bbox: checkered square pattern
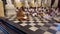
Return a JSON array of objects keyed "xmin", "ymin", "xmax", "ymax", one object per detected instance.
[
  {"xmin": 7, "ymin": 14, "xmax": 59, "ymax": 34},
  {"xmin": 6, "ymin": 16, "xmax": 57, "ymax": 34}
]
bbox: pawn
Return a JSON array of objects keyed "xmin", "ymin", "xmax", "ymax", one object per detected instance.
[
  {"xmin": 55, "ymin": 8, "xmax": 60, "ymax": 16},
  {"xmin": 55, "ymin": 8, "xmax": 59, "ymax": 13},
  {"xmin": 50, "ymin": 8, "xmax": 56, "ymax": 17},
  {"xmin": 24, "ymin": 8, "xmax": 28, "ymax": 12},
  {"xmin": 38, "ymin": 7, "xmax": 42, "ymax": 11},
  {"xmin": 43, "ymin": 14, "xmax": 52, "ymax": 20},
  {"xmin": 51, "ymin": 7, "xmax": 55, "ymax": 12},
  {"xmin": 32, "ymin": 12, "xmax": 37, "ymax": 17}
]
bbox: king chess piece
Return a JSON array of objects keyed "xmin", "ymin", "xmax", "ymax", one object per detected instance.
[{"xmin": 52, "ymin": 0, "xmax": 58, "ymax": 8}]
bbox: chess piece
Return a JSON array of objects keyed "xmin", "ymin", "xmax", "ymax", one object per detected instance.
[
  {"xmin": 17, "ymin": 8, "xmax": 28, "ymax": 21},
  {"xmin": 38, "ymin": 7, "xmax": 42, "ymax": 11},
  {"xmin": 5, "ymin": 0, "xmax": 17, "ymax": 18},
  {"xmin": 51, "ymin": 8, "xmax": 57, "ymax": 17},
  {"xmin": 43, "ymin": 13, "xmax": 52, "ymax": 20},
  {"xmin": 30, "ymin": 8, "xmax": 37, "ymax": 17},
  {"xmin": 44, "ymin": 0, "xmax": 48, "ymax": 7},
  {"xmin": 35, "ymin": 2, "xmax": 38, "ymax": 7},
  {"xmin": 42, "ymin": 0, "xmax": 51, "ymax": 7},
  {"xmin": 55, "ymin": 8, "xmax": 60, "ymax": 16},
  {"xmin": 55, "ymin": 8, "xmax": 59, "ymax": 13},
  {"xmin": 23, "ymin": 0, "xmax": 30, "ymax": 21},
  {"xmin": 52, "ymin": 0, "xmax": 58, "ymax": 8},
  {"xmin": 0, "ymin": 0, "xmax": 4, "ymax": 17},
  {"xmin": 14, "ymin": 0, "xmax": 23, "ymax": 8},
  {"xmin": 29, "ymin": 0, "xmax": 35, "ymax": 7},
  {"xmin": 37, "ymin": 0, "xmax": 42, "ymax": 7},
  {"xmin": 32, "ymin": 13, "xmax": 37, "ymax": 17},
  {"xmin": 24, "ymin": 8, "xmax": 30, "ymax": 21},
  {"xmin": 42, "ymin": 0, "xmax": 46, "ymax": 7},
  {"xmin": 47, "ymin": 0, "xmax": 51, "ymax": 7},
  {"xmin": 24, "ymin": 0, "xmax": 29, "ymax": 8}
]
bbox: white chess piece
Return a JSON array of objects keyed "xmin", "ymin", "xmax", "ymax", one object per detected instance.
[
  {"xmin": 14, "ymin": 0, "xmax": 23, "ymax": 8},
  {"xmin": 55, "ymin": 8, "xmax": 60, "ymax": 15},
  {"xmin": 23, "ymin": 15, "xmax": 27, "ymax": 19},
  {"xmin": 5, "ymin": 0, "xmax": 17, "ymax": 18},
  {"xmin": 37, "ymin": 0, "xmax": 42, "ymax": 7},
  {"xmin": 44, "ymin": 0, "xmax": 48, "ymax": 5},
  {"xmin": 29, "ymin": 0, "xmax": 35, "ymax": 7},
  {"xmin": 35, "ymin": 1, "xmax": 38, "ymax": 7},
  {"xmin": 42, "ymin": 0, "xmax": 51, "ymax": 7},
  {"xmin": 32, "ymin": 13, "xmax": 37, "ymax": 17},
  {"xmin": 24, "ymin": 0, "xmax": 29, "ymax": 8},
  {"xmin": 42, "ymin": 0, "xmax": 47, "ymax": 7},
  {"xmin": 47, "ymin": 0, "xmax": 51, "ymax": 7},
  {"xmin": 43, "ymin": 14, "xmax": 52, "ymax": 20},
  {"xmin": 31, "ymin": 9, "xmax": 37, "ymax": 16},
  {"xmin": 52, "ymin": 0, "xmax": 58, "ymax": 8},
  {"xmin": 55, "ymin": 8, "xmax": 59, "ymax": 13},
  {"xmin": 45, "ymin": 0, "xmax": 51, "ymax": 7}
]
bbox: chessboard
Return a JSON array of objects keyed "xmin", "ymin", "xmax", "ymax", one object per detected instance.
[
  {"xmin": 3, "ymin": 7, "xmax": 60, "ymax": 34},
  {"xmin": 3, "ymin": 14, "xmax": 60, "ymax": 34}
]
